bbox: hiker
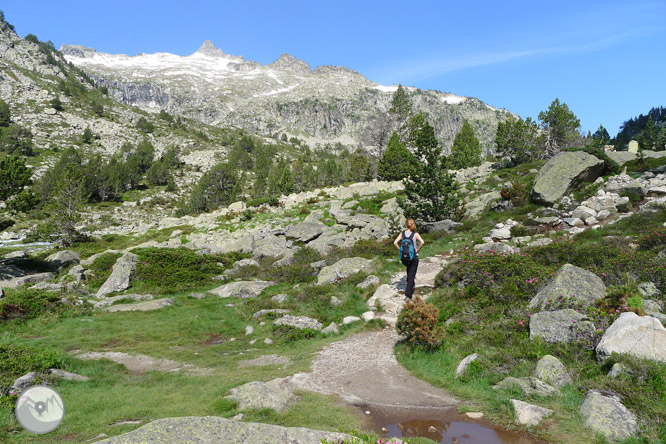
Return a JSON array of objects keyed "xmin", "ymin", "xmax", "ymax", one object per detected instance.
[{"xmin": 393, "ymin": 218, "xmax": 424, "ymax": 300}]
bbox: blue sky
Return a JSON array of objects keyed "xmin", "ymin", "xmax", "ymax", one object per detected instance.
[{"xmin": 4, "ymin": 0, "xmax": 666, "ymax": 135}]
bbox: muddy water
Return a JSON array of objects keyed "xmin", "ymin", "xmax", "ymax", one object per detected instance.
[{"xmin": 360, "ymin": 405, "xmax": 544, "ymax": 444}]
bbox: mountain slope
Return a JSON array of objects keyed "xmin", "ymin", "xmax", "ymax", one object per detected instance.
[{"xmin": 62, "ymin": 41, "xmax": 515, "ymax": 154}]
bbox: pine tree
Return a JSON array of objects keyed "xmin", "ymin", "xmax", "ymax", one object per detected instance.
[
  {"xmin": 592, "ymin": 124, "xmax": 610, "ymax": 147},
  {"xmin": 495, "ymin": 117, "xmax": 540, "ymax": 164},
  {"xmin": 658, "ymin": 126, "xmax": 666, "ymax": 151},
  {"xmin": 82, "ymin": 127, "xmax": 93, "ymax": 144},
  {"xmin": 448, "ymin": 120, "xmax": 482, "ymax": 169},
  {"xmin": 538, "ymin": 98, "xmax": 582, "ymax": 153},
  {"xmin": 0, "ymin": 99, "xmax": 10, "ymax": 127},
  {"xmin": 389, "ymin": 85, "xmax": 413, "ymax": 137},
  {"xmin": 638, "ymin": 117, "xmax": 658, "ymax": 151},
  {"xmin": 400, "ymin": 113, "xmax": 460, "ymax": 222},
  {"xmin": 48, "ymin": 162, "xmax": 87, "ymax": 246},
  {"xmin": 378, "ymin": 132, "xmax": 416, "ymax": 181},
  {"xmin": 0, "ymin": 156, "xmax": 32, "ymax": 201}
]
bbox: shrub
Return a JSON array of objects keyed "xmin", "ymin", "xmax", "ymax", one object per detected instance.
[
  {"xmin": 0, "ymin": 289, "xmax": 69, "ymax": 321},
  {"xmin": 500, "ymin": 182, "xmax": 529, "ymax": 207},
  {"xmin": 350, "ymin": 239, "xmax": 394, "ymax": 258},
  {"xmin": 266, "ymin": 247, "xmax": 322, "ymax": 284},
  {"xmin": 0, "ymin": 344, "xmax": 64, "ymax": 395},
  {"xmin": 272, "ymin": 325, "xmax": 318, "ymax": 343},
  {"xmin": 638, "ymin": 228, "xmax": 666, "ymax": 250},
  {"xmin": 396, "ymin": 297, "xmax": 445, "ymax": 350},
  {"xmin": 133, "ymin": 248, "xmax": 245, "ymax": 293}
]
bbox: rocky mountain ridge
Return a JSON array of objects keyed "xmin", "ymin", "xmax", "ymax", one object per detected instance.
[{"xmin": 61, "ymin": 40, "xmax": 515, "ymax": 154}]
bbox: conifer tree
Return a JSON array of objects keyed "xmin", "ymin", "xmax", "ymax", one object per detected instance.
[
  {"xmin": 538, "ymin": 98, "xmax": 582, "ymax": 153},
  {"xmin": 448, "ymin": 120, "xmax": 482, "ymax": 169},
  {"xmin": 400, "ymin": 113, "xmax": 460, "ymax": 222},
  {"xmin": 378, "ymin": 132, "xmax": 416, "ymax": 181},
  {"xmin": 495, "ymin": 117, "xmax": 540, "ymax": 164},
  {"xmin": 638, "ymin": 117, "xmax": 658, "ymax": 151},
  {"xmin": 0, "ymin": 99, "xmax": 10, "ymax": 127}
]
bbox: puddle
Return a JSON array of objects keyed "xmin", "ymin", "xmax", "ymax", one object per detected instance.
[{"xmin": 360, "ymin": 405, "xmax": 543, "ymax": 444}]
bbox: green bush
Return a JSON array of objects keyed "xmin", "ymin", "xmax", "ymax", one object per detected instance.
[
  {"xmin": 0, "ymin": 289, "xmax": 70, "ymax": 321},
  {"xmin": 350, "ymin": 239, "xmax": 394, "ymax": 258},
  {"xmin": 133, "ymin": 248, "xmax": 246, "ymax": 293},
  {"xmin": 638, "ymin": 227, "xmax": 666, "ymax": 250},
  {"xmin": 0, "ymin": 344, "xmax": 64, "ymax": 395},
  {"xmin": 396, "ymin": 297, "xmax": 445, "ymax": 350},
  {"xmin": 272, "ymin": 325, "xmax": 318, "ymax": 343}
]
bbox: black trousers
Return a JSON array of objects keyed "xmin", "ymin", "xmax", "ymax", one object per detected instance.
[{"xmin": 405, "ymin": 256, "xmax": 419, "ymax": 298}]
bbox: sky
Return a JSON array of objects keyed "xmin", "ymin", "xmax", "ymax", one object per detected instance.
[{"xmin": 3, "ymin": 0, "xmax": 666, "ymax": 135}]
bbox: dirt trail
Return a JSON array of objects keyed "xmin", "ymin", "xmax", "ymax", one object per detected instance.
[{"xmin": 290, "ymin": 328, "xmax": 458, "ymax": 411}]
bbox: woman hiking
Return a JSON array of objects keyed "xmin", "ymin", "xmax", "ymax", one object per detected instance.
[{"xmin": 393, "ymin": 218, "xmax": 425, "ymax": 301}]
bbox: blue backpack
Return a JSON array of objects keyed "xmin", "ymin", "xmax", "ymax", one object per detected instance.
[{"xmin": 399, "ymin": 231, "xmax": 416, "ymax": 266}]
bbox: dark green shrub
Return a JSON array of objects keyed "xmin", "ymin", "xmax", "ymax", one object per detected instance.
[
  {"xmin": 133, "ymin": 248, "xmax": 245, "ymax": 293},
  {"xmin": 638, "ymin": 227, "xmax": 666, "ymax": 250},
  {"xmin": 350, "ymin": 239, "xmax": 394, "ymax": 258},
  {"xmin": 500, "ymin": 182, "xmax": 529, "ymax": 207},
  {"xmin": 0, "ymin": 289, "xmax": 69, "ymax": 321},
  {"xmin": 0, "ymin": 344, "xmax": 64, "ymax": 395},
  {"xmin": 620, "ymin": 190, "xmax": 644, "ymax": 204},
  {"xmin": 396, "ymin": 297, "xmax": 445, "ymax": 350},
  {"xmin": 271, "ymin": 325, "xmax": 318, "ymax": 343}
]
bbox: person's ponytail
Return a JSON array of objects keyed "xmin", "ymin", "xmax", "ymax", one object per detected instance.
[{"xmin": 405, "ymin": 218, "xmax": 417, "ymax": 232}]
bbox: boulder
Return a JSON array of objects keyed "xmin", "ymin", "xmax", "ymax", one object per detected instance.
[
  {"xmin": 356, "ymin": 275, "xmax": 380, "ymax": 290},
  {"xmin": 285, "ymin": 222, "xmax": 325, "ymax": 243},
  {"xmin": 638, "ymin": 282, "xmax": 660, "ymax": 299},
  {"xmin": 605, "ymin": 174, "xmax": 646, "ymax": 196},
  {"xmin": 420, "ymin": 219, "xmax": 462, "ymax": 234},
  {"xmin": 493, "ymin": 377, "xmax": 558, "ymax": 397},
  {"xmin": 466, "ymin": 190, "xmax": 502, "ymax": 217},
  {"xmin": 0, "ymin": 272, "xmax": 55, "ymax": 289},
  {"xmin": 454, "ymin": 353, "xmax": 479, "ymax": 379},
  {"xmin": 225, "ymin": 377, "xmax": 295, "ymax": 411},
  {"xmin": 342, "ymin": 316, "xmax": 361, "ymax": 325},
  {"xmin": 209, "ymin": 281, "xmax": 275, "ymax": 299},
  {"xmin": 322, "ymin": 322, "xmax": 339, "ymax": 334},
  {"xmin": 316, "ymin": 257, "xmax": 374, "ymax": 285},
  {"xmin": 530, "ymin": 309, "xmax": 596, "ymax": 343},
  {"xmin": 643, "ymin": 299, "xmax": 662, "ymax": 313},
  {"xmin": 274, "ymin": 315, "xmax": 323, "ymax": 331},
  {"xmin": 361, "ymin": 311, "xmax": 376, "ymax": 322},
  {"xmin": 531, "ymin": 151, "xmax": 605, "ymax": 205},
  {"xmin": 473, "ymin": 242, "xmax": 520, "ymax": 255},
  {"xmin": 608, "ymin": 363, "xmax": 629, "ymax": 378},
  {"xmin": 563, "ymin": 217, "xmax": 584, "ymax": 227},
  {"xmin": 46, "ymin": 250, "xmax": 80, "ymax": 268},
  {"xmin": 572, "ymin": 206, "xmax": 597, "ymax": 220},
  {"xmin": 96, "ymin": 416, "xmax": 351, "ymax": 444},
  {"xmin": 251, "ymin": 234, "xmax": 289, "ymax": 259},
  {"xmin": 595, "ymin": 312, "xmax": 666, "ymax": 363},
  {"xmin": 534, "ymin": 355, "xmax": 572, "ymax": 388},
  {"xmin": 511, "ymin": 399, "xmax": 554, "ymax": 426},
  {"xmin": 579, "ymin": 390, "xmax": 637, "ymax": 441},
  {"xmin": 271, "ymin": 294, "xmax": 288, "ymax": 304},
  {"xmin": 528, "ymin": 264, "xmax": 606, "ymax": 311},
  {"xmin": 366, "ymin": 284, "xmax": 403, "ymax": 315},
  {"xmin": 96, "ymin": 253, "xmax": 138, "ymax": 297},
  {"xmin": 47, "ymin": 369, "xmax": 90, "ymax": 382},
  {"xmin": 11, "ymin": 372, "xmax": 37, "ymax": 392}
]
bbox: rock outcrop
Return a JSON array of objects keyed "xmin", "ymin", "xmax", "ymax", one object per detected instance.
[
  {"xmin": 96, "ymin": 253, "xmax": 138, "ymax": 297},
  {"xmin": 579, "ymin": 391, "xmax": 637, "ymax": 441},
  {"xmin": 595, "ymin": 312, "xmax": 666, "ymax": 363},
  {"xmin": 528, "ymin": 264, "xmax": 606, "ymax": 311},
  {"xmin": 316, "ymin": 257, "xmax": 374, "ymax": 285},
  {"xmin": 529, "ymin": 309, "xmax": 596, "ymax": 343},
  {"xmin": 531, "ymin": 152, "xmax": 605, "ymax": 205}
]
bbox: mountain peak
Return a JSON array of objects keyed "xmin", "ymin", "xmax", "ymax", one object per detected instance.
[
  {"xmin": 195, "ymin": 40, "xmax": 226, "ymax": 57},
  {"xmin": 269, "ymin": 53, "xmax": 311, "ymax": 74}
]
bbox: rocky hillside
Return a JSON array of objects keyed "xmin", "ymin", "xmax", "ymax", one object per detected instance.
[{"xmin": 61, "ymin": 41, "xmax": 514, "ymax": 154}]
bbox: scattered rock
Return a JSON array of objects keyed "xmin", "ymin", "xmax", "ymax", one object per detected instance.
[
  {"xmin": 47, "ymin": 369, "xmax": 89, "ymax": 382},
  {"xmin": 420, "ymin": 219, "xmax": 461, "ymax": 234},
  {"xmin": 225, "ymin": 377, "xmax": 295, "ymax": 411},
  {"xmin": 454, "ymin": 353, "xmax": 478, "ymax": 379},
  {"xmin": 271, "ymin": 293, "xmax": 289, "ymax": 304},
  {"xmin": 530, "ymin": 309, "xmax": 596, "ymax": 343},
  {"xmin": 330, "ymin": 296, "xmax": 343, "ymax": 306},
  {"xmin": 643, "ymin": 299, "xmax": 662, "ymax": 314},
  {"xmin": 511, "ymin": 399, "xmax": 554, "ymax": 426},
  {"xmin": 322, "ymin": 322, "xmax": 339, "ymax": 334},
  {"xmin": 231, "ymin": 413, "xmax": 244, "ymax": 421},
  {"xmin": 189, "ymin": 292, "xmax": 206, "ymax": 300},
  {"xmin": 579, "ymin": 390, "xmax": 637, "ymax": 441},
  {"xmin": 534, "ymin": 355, "xmax": 572, "ymax": 388},
  {"xmin": 528, "ymin": 264, "xmax": 606, "ymax": 311},
  {"xmin": 11, "ymin": 372, "xmax": 37, "ymax": 392},
  {"xmin": 608, "ymin": 363, "xmax": 629, "ymax": 378},
  {"xmin": 96, "ymin": 253, "xmax": 138, "ymax": 297},
  {"xmin": 253, "ymin": 309, "xmax": 290, "ymax": 319},
  {"xmin": 46, "ymin": 250, "xmax": 80, "ymax": 268},
  {"xmin": 274, "ymin": 315, "xmax": 323, "ymax": 331},
  {"xmin": 342, "ymin": 316, "xmax": 361, "ymax": 325},
  {"xmin": 285, "ymin": 221, "xmax": 325, "ymax": 243},
  {"xmin": 316, "ymin": 257, "xmax": 374, "ymax": 285},
  {"xmin": 493, "ymin": 377, "xmax": 558, "ymax": 397},
  {"xmin": 105, "ymin": 298, "xmax": 173, "ymax": 313},
  {"xmin": 595, "ymin": 312, "xmax": 666, "ymax": 363},
  {"xmin": 94, "ymin": 294, "xmax": 154, "ymax": 308},
  {"xmin": 367, "ymin": 284, "xmax": 403, "ymax": 315},
  {"xmin": 427, "ymin": 425, "xmax": 437, "ymax": 433},
  {"xmin": 264, "ymin": 338, "xmax": 273, "ymax": 345},
  {"xmin": 96, "ymin": 416, "xmax": 350, "ymax": 444},
  {"xmin": 0, "ymin": 272, "xmax": 55, "ymax": 290},
  {"xmin": 361, "ymin": 311, "xmax": 375, "ymax": 322},
  {"xmin": 465, "ymin": 412, "xmax": 484, "ymax": 419},
  {"xmin": 531, "ymin": 151, "xmax": 605, "ymax": 205},
  {"xmin": 473, "ymin": 242, "xmax": 520, "ymax": 255},
  {"xmin": 638, "ymin": 282, "xmax": 660, "ymax": 299},
  {"xmin": 563, "ymin": 217, "xmax": 584, "ymax": 227},
  {"xmin": 605, "ymin": 174, "xmax": 646, "ymax": 196},
  {"xmin": 209, "ymin": 280, "xmax": 275, "ymax": 299},
  {"xmin": 357, "ymin": 275, "xmax": 380, "ymax": 290},
  {"xmin": 245, "ymin": 326, "xmax": 254, "ymax": 335}
]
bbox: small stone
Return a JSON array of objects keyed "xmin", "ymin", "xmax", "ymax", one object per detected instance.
[
  {"xmin": 330, "ymin": 296, "xmax": 343, "ymax": 306},
  {"xmin": 342, "ymin": 316, "xmax": 361, "ymax": 325},
  {"xmin": 271, "ymin": 294, "xmax": 288, "ymax": 304},
  {"xmin": 535, "ymin": 355, "xmax": 572, "ymax": 388},
  {"xmin": 245, "ymin": 326, "xmax": 254, "ymax": 335},
  {"xmin": 365, "ymin": 410, "xmax": 370, "ymax": 415},
  {"xmin": 454, "ymin": 353, "xmax": 479, "ymax": 379},
  {"xmin": 231, "ymin": 413, "xmax": 245, "ymax": 421},
  {"xmin": 511, "ymin": 399, "xmax": 554, "ymax": 426},
  {"xmin": 465, "ymin": 412, "xmax": 484, "ymax": 419},
  {"xmin": 428, "ymin": 426, "xmax": 437, "ymax": 433},
  {"xmin": 264, "ymin": 338, "xmax": 273, "ymax": 345},
  {"xmin": 322, "ymin": 322, "xmax": 339, "ymax": 334},
  {"xmin": 189, "ymin": 292, "xmax": 206, "ymax": 300},
  {"xmin": 381, "ymin": 427, "xmax": 388, "ymax": 433},
  {"xmin": 357, "ymin": 275, "xmax": 380, "ymax": 290},
  {"xmin": 361, "ymin": 311, "xmax": 375, "ymax": 322},
  {"xmin": 608, "ymin": 363, "xmax": 628, "ymax": 378}
]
